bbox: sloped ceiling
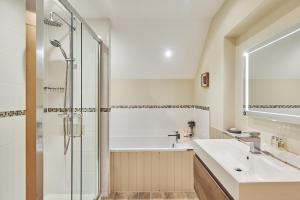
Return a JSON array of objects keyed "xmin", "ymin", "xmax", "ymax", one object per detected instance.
[{"xmin": 69, "ymin": 0, "xmax": 225, "ymax": 79}]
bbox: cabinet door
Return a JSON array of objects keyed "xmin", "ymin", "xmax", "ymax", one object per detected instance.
[{"xmin": 193, "ymin": 155, "xmax": 231, "ymax": 200}]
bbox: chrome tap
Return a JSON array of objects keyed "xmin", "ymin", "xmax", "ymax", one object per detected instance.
[
  {"xmin": 240, "ymin": 132, "xmax": 261, "ymax": 154},
  {"xmin": 168, "ymin": 131, "xmax": 181, "ymax": 143}
]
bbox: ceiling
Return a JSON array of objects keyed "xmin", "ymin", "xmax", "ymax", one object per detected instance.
[{"xmin": 68, "ymin": 0, "xmax": 224, "ymax": 79}]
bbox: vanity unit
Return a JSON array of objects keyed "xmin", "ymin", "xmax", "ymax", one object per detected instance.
[
  {"xmin": 194, "ymin": 154, "xmax": 232, "ymax": 200},
  {"xmin": 193, "ymin": 139, "xmax": 300, "ymax": 200}
]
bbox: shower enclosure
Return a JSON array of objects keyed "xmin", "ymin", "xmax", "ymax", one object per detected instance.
[{"xmin": 36, "ymin": 0, "xmax": 110, "ymax": 199}]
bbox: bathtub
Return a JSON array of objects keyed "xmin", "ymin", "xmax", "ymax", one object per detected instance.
[
  {"xmin": 110, "ymin": 137, "xmax": 194, "ymax": 192},
  {"xmin": 110, "ymin": 136, "xmax": 193, "ymax": 152}
]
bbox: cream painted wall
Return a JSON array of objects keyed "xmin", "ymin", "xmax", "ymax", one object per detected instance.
[
  {"xmin": 194, "ymin": 0, "xmax": 300, "ymax": 154},
  {"xmin": 111, "ymin": 79, "xmax": 194, "ymax": 105}
]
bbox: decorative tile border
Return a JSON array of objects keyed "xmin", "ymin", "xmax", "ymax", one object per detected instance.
[
  {"xmin": 44, "ymin": 107, "xmax": 96, "ymax": 113},
  {"xmin": 43, "ymin": 87, "xmax": 65, "ymax": 92},
  {"xmin": 111, "ymin": 105, "xmax": 210, "ymax": 111},
  {"xmin": 194, "ymin": 105, "xmax": 210, "ymax": 111},
  {"xmin": 244, "ymin": 105, "xmax": 300, "ymax": 108},
  {"xmin": 43, "ymin": 105, "xmax": 210, "ymax": 112},
  {"xmin": 0, "ymin": 110, "xmax": 26, "ymax": 118}
]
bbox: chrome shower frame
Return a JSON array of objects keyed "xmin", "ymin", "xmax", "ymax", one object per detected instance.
[{"xmin": 36, "ymin": 0, "xmax": 110, "ymax": 199}]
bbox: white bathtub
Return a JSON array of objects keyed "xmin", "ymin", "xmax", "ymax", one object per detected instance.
[{"xmin": 110, "ymin": 137, "xmax": 193, "ymax": 152}]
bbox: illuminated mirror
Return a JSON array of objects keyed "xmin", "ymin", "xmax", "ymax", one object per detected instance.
[{"xmin": 244, "ymin": 24, "xmax": 300, "ymax": 124}]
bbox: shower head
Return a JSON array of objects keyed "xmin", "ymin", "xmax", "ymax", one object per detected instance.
[
  {"xmin": 44, "ymin": 12, "xmax": 76, "ymax": 30},
  {"xmin": 44, "ymin": 12, "xmax": 62, "ymax": 27},
  {"xmin": 44, "ymin": 18, "xmax": 62, "ymax": 27},
  {"xmin": 50, "ymin": 39, "xmax": 61, "ymax": 48},
  {"xmin": 50, "ymin": 40, "xmax": 68, "ymax": 60}
]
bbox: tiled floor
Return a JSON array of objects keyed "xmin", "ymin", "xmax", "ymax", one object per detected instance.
[{"xmin": 102, "ymin": 192, "xmax": 199, "ymax": 200}]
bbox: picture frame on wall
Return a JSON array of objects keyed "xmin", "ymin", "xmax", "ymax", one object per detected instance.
[{"xmin": 201, "ymin": 72, "xmax": 209, "ymax": 88}]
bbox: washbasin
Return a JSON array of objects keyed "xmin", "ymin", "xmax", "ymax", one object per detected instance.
[{"xmin": 193, "ymin": 139, "xmax": 300, "ymax": 200}]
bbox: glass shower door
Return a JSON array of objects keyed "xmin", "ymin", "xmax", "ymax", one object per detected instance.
[
  {"xmin": 43, "ymin": 1, "xmax": 101, "ymax": 199},
  {"xmin": 43, "ymin": 1, "xmax": 74, "ymax": 199},
  {"xmin": 71, "ymin": 18, "xmax": 100, "ymax": 200},
  {"xmin": 81, "ymin": 24, "xmax": 100, "ymax": 200}
]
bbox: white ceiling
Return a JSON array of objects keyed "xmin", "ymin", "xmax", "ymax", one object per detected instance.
[{"xmin": 69, "ymin": 0, "xmax": 225, "ymax": 79}]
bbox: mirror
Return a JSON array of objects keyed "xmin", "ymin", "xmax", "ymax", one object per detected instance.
[{"xmin": 244, "ymin": 24, "xmax": 300, "ymax": 124}]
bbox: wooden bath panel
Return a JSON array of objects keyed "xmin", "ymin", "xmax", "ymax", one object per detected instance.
[{"xmin": 110, "ymin": 151, "xmax": 194, "ymax": 192}]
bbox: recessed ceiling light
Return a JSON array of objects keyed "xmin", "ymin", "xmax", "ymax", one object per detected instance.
[{"xmin": 164, "ymin": 49, "xmax": 173, "ymax": 58}]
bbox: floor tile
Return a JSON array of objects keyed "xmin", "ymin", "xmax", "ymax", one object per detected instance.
[
  {"xmin": 104, "ymin": 191, "xmax": 199, "ymax": 200},
  {"xmin": 128, "ymin": 192, "xmax": 139, "ymax": 199},
  {"xmin": 185, "ymin": 192, "xmax": 197, "ymax": 199},
  {"xmin": 114, "ymin": 192, "xmax": 128, "ymax": 200},
  {"xmin": 165, "ymin": 192, "xmax": 187, "ymax": 199},
  {"xmin": 151, "ymin": 192, "xmax": 167, "ymax": 199},
  {"xmin": 139, "ymin": 192, "xmax": 150, "ymax": 199}
]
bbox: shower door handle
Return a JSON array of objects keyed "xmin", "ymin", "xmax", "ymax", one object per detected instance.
[
  {"xmin": 58, "ymin": 113, "xmax": 83, "ymax": 137},
  {"xmin": 72, "ymin": 113, "xmax": 83, "ymax": 137}
]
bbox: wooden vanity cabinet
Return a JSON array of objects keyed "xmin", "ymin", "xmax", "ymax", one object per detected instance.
[{"xmin": 193, "ymin": 155, "xmax": 233, "ymax": 200}]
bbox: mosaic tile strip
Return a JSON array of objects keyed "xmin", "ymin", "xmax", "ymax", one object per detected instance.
[
  {"xmin": 194, "ymin": 105, "xmax": 210, "ymax": 111},
  {"xmin": 44, "ymin": 107, "xmax": 96, "ymax": 113},
  {"xmin": 44, "ymin": 105, "xmax": 210, "ymax": 112},
  {"xmin": 100, "ymin": 108, "xmax": 111, "ymax": 112},
  {"xmin": 244, "ymin": 105, "xmax": 300, "ymax": 108},
  {"xmin": 111, "ymin": 105, "xmax": 210, "ymax": 111},
  {"xmin": 43, "ymin": 87, "xmax": 65, "ymax": 92},
  {"xmin": 0, "ymin": 110, "xmax": 26, "ymax": 118}
]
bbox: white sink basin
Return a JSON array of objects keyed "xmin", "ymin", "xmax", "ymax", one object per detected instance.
[{"xmin": 193, "ymin": 139, "xmax": 300, "ymax": 200}]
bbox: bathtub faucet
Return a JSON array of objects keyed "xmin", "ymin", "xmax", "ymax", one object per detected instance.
[{"xmin": 168, "ymin": 131, "xmax": 181, "ymax": 143}]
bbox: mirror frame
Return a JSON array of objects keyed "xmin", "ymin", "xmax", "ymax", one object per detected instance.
[{"xmin": 243, "ymin": 23, "xmax": 300, "ymax": 125}]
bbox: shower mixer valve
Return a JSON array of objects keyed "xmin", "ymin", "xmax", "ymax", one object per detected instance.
[{"xmin": 58, "ymin": 113, "xmax": 84, "ymax": 155}]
